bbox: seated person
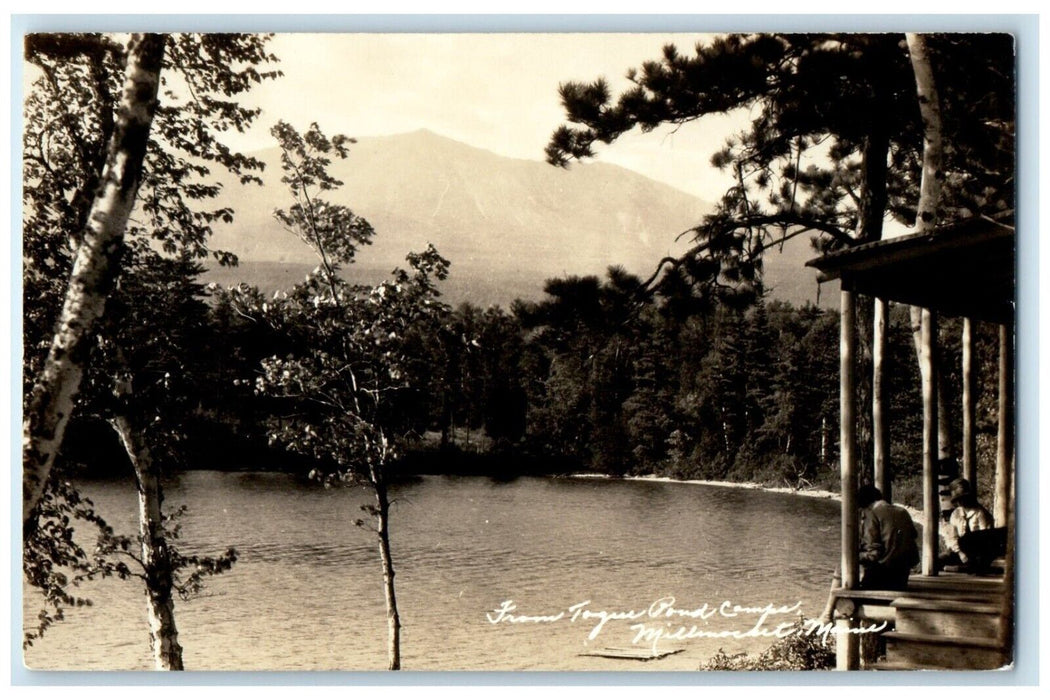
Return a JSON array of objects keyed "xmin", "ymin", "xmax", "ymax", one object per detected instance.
[
  {"xmin": 937, "ymin": 457, "xmax": 962, "ymax": 518},
  {"xmin": 858, "ymin": 485, "xmax": 920, "ymax": 590},
  {"xmin": 939, "ymin": 478, "xmax": 1004, "ymax": 572}
]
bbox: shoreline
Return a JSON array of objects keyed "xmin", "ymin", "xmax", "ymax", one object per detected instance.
[
  {"xmin": 566, "ymin": 471, "xmax": 840, "ymax": 500},
  {"xmin": 565, "ymin": 472, "xmax": 924, "ymax": 523}
]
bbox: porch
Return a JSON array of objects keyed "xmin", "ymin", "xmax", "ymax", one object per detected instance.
[
  {"xmin": 828, "ymin": 571, "xmax": 1008, "ymax": 669},
  {"xmin": 806, "ymin": 214, "xmax": 1015, "ymax": 671}
]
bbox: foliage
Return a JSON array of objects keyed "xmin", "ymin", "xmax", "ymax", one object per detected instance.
[
  {"xmin": 92, "ymin": 504, "xmax": 238, "ymax": 602},
  {"xmin": 221, "ymin": 122, "xmax": 451, "ymax": 484},
  {"xmin": 23, "ymin": 479, "xmax": 112, "ymax": 646},
  {"xmin": 502, "ymin": 263, "xmax": 846, "ymax": 483},
  {"xmin": 23, "ymin": 480, "xmax": 235, "ymax": 648},
  {"xmin": 24, "ymin": 251, "xmax": 242, "ymax": 649},
  {"xmin": 78, "ymin": 251, "xmax": 212, "ymax": 460},
  {"xmin": 538, "ymin": 30, "xmax": 1010, "ymax": 500},
  {"xmin": 546, "ymin": 33, "xmax": 1014, "ymax": 300},
  {"xmin": 228, "ymin": 247, "xmax": 452, "ymax": 481},
  {"xmin": 22, "ymin": 31, "xmax": 278, "ymax": 644},
  {"xmin": 515, "ymin": 269, "xmax": 652, "ymax": 473},
  {"xmin": 223, "ymin": 120, "xmax": 445, "ymax": 670},
  {"xmin": 270, "ymin": 120, "xmax": 375, "ymax": 294},
  {"xmin": 23, "ymin": 33, "xmax": 281, "ymax": 387},
  {"xmin": 702, "ymin": 621, "xmax": 836, "ymax": 670}
]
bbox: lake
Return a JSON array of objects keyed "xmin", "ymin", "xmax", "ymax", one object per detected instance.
[{"xmin": 22, "ymin": 471, "xmax": 841, "ymax": 671}]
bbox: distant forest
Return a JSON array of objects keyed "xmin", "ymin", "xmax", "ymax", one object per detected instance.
[{"xmin": 53, "ymin": 256, "xmax": 1002, "ymax": 512}]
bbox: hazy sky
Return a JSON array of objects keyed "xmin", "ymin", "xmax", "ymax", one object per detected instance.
[{"xmin": 226, "ymin": 33, "xmax": 744, "ymax": 202}]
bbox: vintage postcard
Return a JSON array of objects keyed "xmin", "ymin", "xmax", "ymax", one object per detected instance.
[{"xmin": 18, "ymin": 27, "xmax": 1021, "ymax": 676}]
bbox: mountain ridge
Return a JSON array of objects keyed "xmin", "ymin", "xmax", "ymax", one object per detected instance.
[{"xmin": 202, "ymin": 129, "xmax": 830, "ymax": 308}]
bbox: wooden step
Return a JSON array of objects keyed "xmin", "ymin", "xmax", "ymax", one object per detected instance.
[
  {"xmin": 892, "ymin": 597, "xmax": 1001, "ymax": 614},
  {"xmin": 893, "ymin": 598, "xmax": 1000, "ymax": 639},
  {"xmin": 854, "ymin": 603, "xmax": 896, "ymax": 623},
  {"xmin": 907, "ymin": 574, "xmax": 1005, "ymax": 591},
  {"xmin": 910, "ymin": 571, "xmax": 1004, "ymax": 583},
  {"xmin": 942, "ymin": 564, "xmax": 1005, "ymax": 576},
  {"xmin": 884, "ymin": 631, "xmax": 1007, "ymax": 670},
  {"xmin": 832, "ymin": 587, "xmax": 999, "ymax": 609}
]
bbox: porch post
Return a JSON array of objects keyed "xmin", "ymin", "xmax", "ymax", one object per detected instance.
[
  {"xmin": 994, "ymin": 324, "xmax": 1013, "ymax": 526},
  {"xmin": 873, "ymin": 297, "xmax": 890, "ymax": 499},
  {"xmin": 841, "ymin": 288, "xmax": 859, "ymax": 589},
  {"xmin": 962, "ymin": 318, "xmax": 977, "ymax": 485},
  {"xmin": 995, "ymin": 322, "xmax": 1015, "ymax": 665},
  {"xmin": 921, "ymin": 308, "xmax": 939, "ymax": 576},
  {"xmin": 837, "ymin": 286, "xmax": 860, "ymax": 671}
]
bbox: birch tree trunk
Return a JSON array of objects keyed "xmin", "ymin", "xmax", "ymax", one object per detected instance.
[
  {"xmin": 22, "ymin": 33, "xmax": 165, "ymax": 532},
  {"xmin": 909, "ymin": 308, "xmax": 954, "ymax": 459},
  {"xmin": 906, "ymin": 33, "xmax": 944, "ymax": 234},
  {"xmin": 856, "ymin": 117, "xmax": 891, "ymax": 485},
  {"xmin": 906, "ymin": 33, "xmax": 951, "ymax": 465},
  {"xmin": 110, "ymin": 401, "xmax": 184, "ymax": 671},
  {"xmin": 369, "ymin": 461, "xmax": 402, "ymax": 671}
]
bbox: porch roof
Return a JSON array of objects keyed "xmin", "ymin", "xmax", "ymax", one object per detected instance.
[{"xmin": 805, "ymin": 216, "xmax": 1015, "ymax": 325}]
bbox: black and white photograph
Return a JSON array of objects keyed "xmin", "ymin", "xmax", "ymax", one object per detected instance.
[{"xmin": 17, "ymin": 26, "xmax": 1024, "ymax": 675}]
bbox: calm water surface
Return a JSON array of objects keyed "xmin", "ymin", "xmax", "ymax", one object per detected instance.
[{"xmin": 23, "ymin": 472, "xmax": 840, "ymax": 671}]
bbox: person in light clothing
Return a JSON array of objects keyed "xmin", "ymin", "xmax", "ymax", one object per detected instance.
[{"xmin": 940, "ymin": 477, "xmax": 1000, "ymax": 572}]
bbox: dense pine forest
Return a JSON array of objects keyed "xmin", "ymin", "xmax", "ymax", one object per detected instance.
[{"xmin": 48, "ymin": 256, "xmax": 1003, "ymax": 514}]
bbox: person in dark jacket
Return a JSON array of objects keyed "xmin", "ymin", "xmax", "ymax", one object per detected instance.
[{"xmin": 857, "ymin": 485, "xmax": 920, "ymax": 590}]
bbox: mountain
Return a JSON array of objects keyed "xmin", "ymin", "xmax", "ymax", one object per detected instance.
[{"xmin": 201, "ymin": 129, "xmax": 831, "ymax": 308}]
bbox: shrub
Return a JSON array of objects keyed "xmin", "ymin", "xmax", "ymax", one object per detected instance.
[{"xmin": 701, "ymin": 620, "xmax": 836, "ymax": 671}]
